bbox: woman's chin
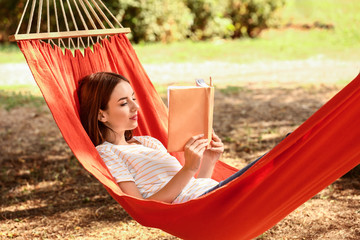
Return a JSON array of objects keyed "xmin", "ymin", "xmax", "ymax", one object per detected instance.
[{"xmin": 130, "ymin": 123, "xmax": 138, "ymax": 130}]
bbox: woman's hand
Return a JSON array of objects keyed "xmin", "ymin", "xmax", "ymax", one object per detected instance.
[
  {"xmin": 183, "ymin": 134, "xmax": 209, "ymax": 173},
  {"xmin": 204, "ymin": 131, "xmax": 224, "ymax": 163},
  {"xmin": 197, "ymin": 131, "xmax": 224, "ymax": 178}
]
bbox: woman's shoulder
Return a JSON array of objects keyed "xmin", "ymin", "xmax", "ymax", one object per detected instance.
[
  {"xmin": 95, "ymin": 141, "xmax": 115, "ymax": 153},
  {"xmin": 96, "ymin": 141, "xmax": 142, "ymax": 158},
  {"xmin": 134, "ymin": 136, "xmax": 166, "ymax": 150}
]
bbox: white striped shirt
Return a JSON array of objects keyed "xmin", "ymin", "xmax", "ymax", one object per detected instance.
[{"xmin": 96, "ymin": 136, "xmax": 219, "ymax": 203}]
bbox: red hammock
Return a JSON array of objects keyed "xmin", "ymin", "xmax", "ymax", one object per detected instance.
[{"xmin": 18, "ymin": 34, "xmax": 360, "ymax": 240}]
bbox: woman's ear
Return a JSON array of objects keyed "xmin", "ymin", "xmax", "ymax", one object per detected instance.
[{"xmin": 98, "ymin": 110, "xmax": 107, "ymax": 123}]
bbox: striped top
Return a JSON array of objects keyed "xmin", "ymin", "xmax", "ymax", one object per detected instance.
[{"xmin": 96, "ymin": 136, "xmax": 219, "ymax": 203}]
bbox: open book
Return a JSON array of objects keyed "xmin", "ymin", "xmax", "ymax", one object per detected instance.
[{"xmin": 167, "ymin": 79, "xmax": 214, "ymax": 152}]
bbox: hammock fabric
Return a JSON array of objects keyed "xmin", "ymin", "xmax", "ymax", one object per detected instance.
[{"xmin": 18, "ymin": 34, "xmax": 360, "ymax": 240}]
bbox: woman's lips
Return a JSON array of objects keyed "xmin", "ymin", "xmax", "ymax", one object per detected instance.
[{"xmin": 130, "ymin": 115, "xmax": 138, "ymax": 120}]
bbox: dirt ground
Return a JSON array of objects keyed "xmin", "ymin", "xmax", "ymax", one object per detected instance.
[{"xmin": 1, "ymin": 78, "xmax": 360, "ymax": 240}]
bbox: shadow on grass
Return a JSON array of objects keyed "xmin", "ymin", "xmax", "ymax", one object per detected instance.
[{"xmin": 0, "ymin": 155, "xmax": 132, "ymax": 224}]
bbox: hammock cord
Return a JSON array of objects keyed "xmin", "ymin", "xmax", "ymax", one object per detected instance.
[
  {"xmin": 83, "ymin": 0, "xmax": 104, "ymax": 41},
  {"xmin": 15, "ymin": 0, "xmax": 30, "ymax": 35},
  {"xmin": 72, "ymin": 0, "xmax": 94, "ymax": 47},
  {"xmin": 91, "ymin": 0, "xmax": 114, "ymax": 29},
  {"xmin": 97, "ymin": 0, "xmax": 123, "ymax": 28},
  {"xmin": 59, "ymin": 0, "xmax": 76, "ymax": 48},
  {"xmin": 47, "ymin": 0, "xmax": 50, "ymax": 44},
  {"xmin": 53, "ymin": 0, "xmax": 61, "ymax": 46},
  {"xmin": 37, "ymin": 0, "xmax": 43, "ymax": 33},
  {"xmin": 27, "ymin": 0, "xmax": 37, "ymax": 34},
  {"xmin": 66, "ymin": 0, "xmax": 86, "ymax": 49},
  {"xmin": 84, "ymin": 0, "xmax": 105, "ymax": 29},
  {"xmin": 78, "ymin": 0, "xmax": 98, "ymax": 45},
  {"xmin": 13, "ymin": 0, "xmax": 127, "ymax": 49}
]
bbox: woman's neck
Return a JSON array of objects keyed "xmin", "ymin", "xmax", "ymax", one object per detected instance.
[{"xmin": 106, "ymin": 131, "xmax": 129, "ymax": 145}]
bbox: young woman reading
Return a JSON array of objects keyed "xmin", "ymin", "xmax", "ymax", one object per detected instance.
[{"xmin": 78, "ymin": 72, "xmax": 259, "ymax": 203}]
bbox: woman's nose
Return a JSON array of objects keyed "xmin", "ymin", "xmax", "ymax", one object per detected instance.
[{"xmin": 130, "ymin": 100, "xmax": 139, "ymax": 111}]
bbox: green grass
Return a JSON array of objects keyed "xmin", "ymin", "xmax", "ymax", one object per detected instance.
[
  {"xmin": 1, "ymin": 0, "xmax": 360, "ymax": 64},
  {"xmin": 282, "ymin": 0, "xmax": 360, "ymax": 33},
  {"xmin": 0, "ymin": 43, "xmax": 26, "ymax": 63},
  {"xmin": 280, "ymin": 0, "xmax": 360, "ymax": 46},
  {"xmin": 134, "ymin": 31, "xmax": 359, "ymax": 64},
  {"xmin": 0, "ymin": 88, "xmax": 44, "ymax": 110},
  {"xmin": 133, "ymin": 0, "xmax": 360, "ymax": 63}
]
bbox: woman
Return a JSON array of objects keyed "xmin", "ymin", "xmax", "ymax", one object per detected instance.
[{"xmin": 78, "ymin": 72, "xmax": 258, "ymax": 203}]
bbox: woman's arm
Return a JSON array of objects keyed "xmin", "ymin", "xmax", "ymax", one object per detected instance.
[
  {"xmin": 197, "ymin": 131, "xmax": 224, "ymax": 178},
  {"xmin": 118, "ymin": 134, "xmax": 209, "ymax": 203}
]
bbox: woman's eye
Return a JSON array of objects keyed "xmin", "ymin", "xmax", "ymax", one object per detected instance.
[
  {"xmin": 132, "ymin": 98, "xmax": 137, "ymax": 101},
  {"xmin": 120, "ymin": 102, "xmax": 127, "ymax": 106}
]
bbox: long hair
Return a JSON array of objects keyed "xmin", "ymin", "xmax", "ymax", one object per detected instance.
[{"xmin": 78, "ymin": 72, "xmax": 133, "ymax": 146}]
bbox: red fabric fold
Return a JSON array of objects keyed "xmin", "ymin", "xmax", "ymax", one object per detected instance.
[{"xmin": 18, "ymin": 34, "xmax": 360, "ymax": 240}]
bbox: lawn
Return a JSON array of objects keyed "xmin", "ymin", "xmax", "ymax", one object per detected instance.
[{"xmin": 1, "ymin": 0, "xmax": 360, "ymax": 65}]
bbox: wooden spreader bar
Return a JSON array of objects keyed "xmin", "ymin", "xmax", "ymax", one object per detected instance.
[{"xmin": 9, "ymin": 28, "xmax": 131, "ymax": 42}]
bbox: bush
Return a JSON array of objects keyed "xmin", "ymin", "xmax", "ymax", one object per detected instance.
[
  {"xmin": 0, "ymin": 0, "xmax": 285, "ymax": 43},
  {"xmin": 185, "ymin": 0, "xmax": 233, "ymax": 40},
  {"xmin": 225, "ymin": 0, "xmax": 285, "ymax": 38},
  {"xmin": 179, "ymin": 0, "xmax": 285, "ymax": 40},
  {"xmin": 0, "ymin": 0, "xmax": 23, "ymax": 42},
  {"xmin": 116, "ymin": 0, "xmax": 193, "ymax": 43}
]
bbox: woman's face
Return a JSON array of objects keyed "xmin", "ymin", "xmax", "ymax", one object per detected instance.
[{"xmin": 99, "ymin": 81, "xmax": 139, "ymax": 134}]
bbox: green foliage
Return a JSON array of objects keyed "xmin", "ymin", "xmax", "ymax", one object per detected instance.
[
  {"xmin": 0, "ymin": 0, "xmax": 285, "ymax": 43},
  {"xmin": 116, "ymin": 0, "xmax": 193, "ymax": 43},
  {"xmin": 0, "ymin": 90, "xmax": 45, "ymax": 111},
  {"xmin": 185, "ymin": 0, "xmax": 233, "ymax": 40},
  {"xmin": 0, "ymin": 0, "xmax": 23, "ymax": 42},
  {"xmin": 225, "ymin": 0, "xmax": 285, "ymax": 38},
  {"xmin": 185, "ymin": 0, "xmax": 285, "ymax": 40}
]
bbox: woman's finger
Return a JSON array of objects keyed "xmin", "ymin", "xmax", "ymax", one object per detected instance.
[
  {"xmin": 212, "ymin": 132, "xmax": 221, "ymax": 142},
  {"xmin": 210, "ymin": 141, "xmax": 223, "ymax": 147},
  {"xmin": 208, "ymin": 147, "xmax": 224, "ymax": 153},
  {"xmin": 187, "ymin": 139, "xmax": 208, "ymax": 153},
  {"xmin": 185, "ymin": 134, "xmax": 204, "ymax": 148},
  {"xmin": 192, "ymin": 140, "xmax": 209, "ymax": 153}
]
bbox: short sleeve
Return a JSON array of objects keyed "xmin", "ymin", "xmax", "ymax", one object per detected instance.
[
  {"xmin": 97, "ymin": 148, "xmax": 134, "ymax": 183},
  {"xmin": 138, "ymin": 136, "xmax": 167, "ymax": 152}
]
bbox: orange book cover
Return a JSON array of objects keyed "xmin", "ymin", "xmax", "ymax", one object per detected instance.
[{"xmin": 167, "ymin": 79, "xmax": 214, "ymax": 152}]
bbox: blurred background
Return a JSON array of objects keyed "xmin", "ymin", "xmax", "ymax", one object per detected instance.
[
  {"xmin": 0, "ymin": 0, "xmax": 359, "ymax": 88},
  {"xmin": 1, "ymin": 0, "xmax": 360, "ymax": 239}
]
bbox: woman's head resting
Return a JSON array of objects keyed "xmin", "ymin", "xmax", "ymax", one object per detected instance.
[{"xmin": 78, "ymin": 72, "xmax": 139, "ymax": 146}]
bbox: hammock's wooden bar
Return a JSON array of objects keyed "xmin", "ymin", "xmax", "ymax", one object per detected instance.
[{"xmin": 9, "ymin": 28, "xmax": 131, "ymax": 42}]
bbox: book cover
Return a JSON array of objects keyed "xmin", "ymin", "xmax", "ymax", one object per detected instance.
[{"xmin": 167, "ymin": 79, "xmax": 214, "ymax": 152}]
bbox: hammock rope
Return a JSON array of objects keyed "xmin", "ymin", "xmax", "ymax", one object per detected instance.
[{"xmin": 9, "ymin": 0, "xmax": 130, "ymax": 47}]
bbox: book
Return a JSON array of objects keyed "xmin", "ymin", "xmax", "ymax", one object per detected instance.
[{"xmin": 167, "ymin": 78, "xmax": 214, "ymax": 152}]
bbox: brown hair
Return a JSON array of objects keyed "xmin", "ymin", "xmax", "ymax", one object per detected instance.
[{"xmin": 78, "ymin": 72, "xmax": 133, "ymax": 146}]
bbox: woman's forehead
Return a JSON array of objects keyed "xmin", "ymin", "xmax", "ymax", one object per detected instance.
[{"xmin": 110, "ymin": 82, "xmax": 133, "ymax": 98}]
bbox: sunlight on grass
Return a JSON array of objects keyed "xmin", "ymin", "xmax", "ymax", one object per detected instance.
[
  {"xmin": 0, "ymin": 85, "xmax": 44, "ymax": 110},
  {"xmin": 281, "ymin": 0, "xmax": 360, "ymax": 45},
  {"xmin": 1, "ymin": 0, "xmax": 360, "ymax": 65},
  {"xmin": 0, "ymin": 44, "xmax": 25, "ymax": 63},
  {"xmin": 133, "ymin": 0, "xmax": 360, "ymax": 63},
  {"xmin": 0, "ymin": 84, "xmax": 41, "ymax": 94}
]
